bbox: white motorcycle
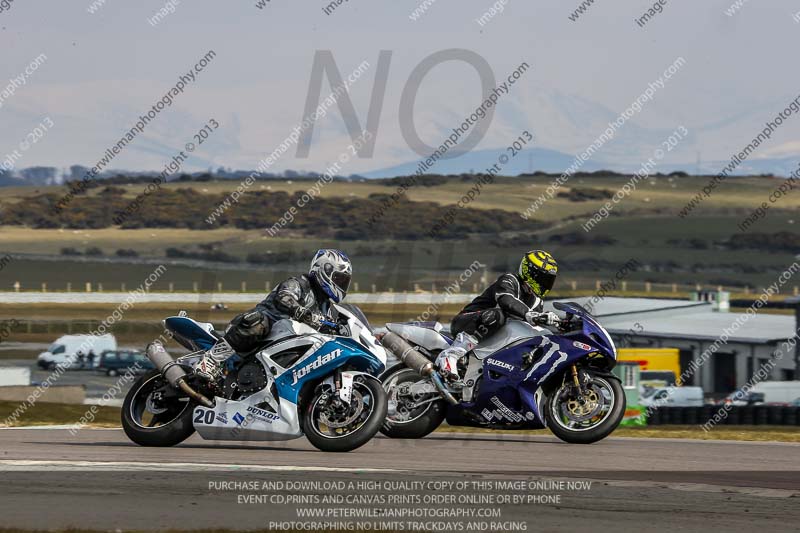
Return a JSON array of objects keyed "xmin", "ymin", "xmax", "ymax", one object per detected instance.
[{"xmin": 121, "ymin": 304, "xmax": 388, "ymax": 452}]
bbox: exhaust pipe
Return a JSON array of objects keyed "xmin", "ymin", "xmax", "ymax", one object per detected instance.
[
  {"xmin": 381, "ymin": 332, "xmax": 458, "ymax": 405},
  {"xmin": 146, "ymin": 342, "xmax": 214, "ymax": 408}
]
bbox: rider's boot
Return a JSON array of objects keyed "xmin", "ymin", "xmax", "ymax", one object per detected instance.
[
  {"xmin": 435, "ymin": 332, "xmax": 478, "ymax": 384},
  {"xmin": 194, "ymin": 339, "xmax": 236, "ymax": 381}
]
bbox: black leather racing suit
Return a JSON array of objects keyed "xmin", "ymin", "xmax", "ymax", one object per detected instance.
[
  {"xmin": 256, "ymin": 274, "xmax": 330, "ymax": 324},
  {"xmin": 223, "ymin": 275, "xmax": 330, "ymax": 352},
  {"xmin": 450, "ymin": 273, "xmax": 544, "ymax": 341}
]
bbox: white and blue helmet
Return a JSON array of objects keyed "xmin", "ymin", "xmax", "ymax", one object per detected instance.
[{"xmin": 309, "ymin": 249, "xmax": 352, "ymax": 303}]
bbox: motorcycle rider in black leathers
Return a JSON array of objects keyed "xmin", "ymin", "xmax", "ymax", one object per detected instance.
[
  {"xmin": 196, "ymin": 249, "xmax": 352, "ymax": 380},
  {"xmin": 435, "ymin": 250, "xmax": 560, "ymax": 381}
]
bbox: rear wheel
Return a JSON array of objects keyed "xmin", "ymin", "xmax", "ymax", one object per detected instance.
[
  {"xmin": 303, "ymin": 375, "xmax": 387, "ymax": 452},
  {"xmin": 122, "ymin": 370, "xmax": 195, "ymax": 447},
  {"xmin": 546, "ymin": 372, "xmax": 625, "ymax": 444},
  {"xmin": 380, "ymin": 367, "xmax": 446, "ymax": 439}
]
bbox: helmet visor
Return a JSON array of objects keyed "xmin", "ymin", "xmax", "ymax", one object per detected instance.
[
  {"xmin": 537, "ymin": 271, "xmax": 556, "ymax": 295},
  {"xmin": 331, "ymin": 271, "xmax": 351, "ymax": 294}
]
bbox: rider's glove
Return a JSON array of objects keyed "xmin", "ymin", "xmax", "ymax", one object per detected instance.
[
  {"xmin": 525, "ymin": 310, "xmax": 560, "ymax": 326},
  {"xmin": 307, "ymin": 312, "xmax": 326, "ymax": 329},
  {"xmin": 294, "ymin": 307, "xmax": 321, "ymax": 327}
]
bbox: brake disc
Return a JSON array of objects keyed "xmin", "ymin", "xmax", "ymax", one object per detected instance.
[
  {"xmin": 560, "ymin": 385, "xmax": 604, "ymax": 422},
  {"xmin": 320, "ymin": 390, "xmax": 365, "ymax": 429}
]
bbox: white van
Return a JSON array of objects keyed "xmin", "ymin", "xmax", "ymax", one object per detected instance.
[
  {"xmin": 36, "ymin": 334, "xmax": 117, "ymax": 370},
  {"xmin": 747, "ymin": 381, "xmax": 800, "ymax": 404},
  {"xmin": 640, "ymin": 386, "xmax": 705, "ymax": 407}
]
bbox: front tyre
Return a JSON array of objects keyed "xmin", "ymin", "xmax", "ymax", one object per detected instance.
[
  {"xmin": 122, "ymin": 370, "xmax": 196, "ymax": 447},
  {"xmin": 546, "ymin": 373, "xmax": 625, "ymax": 445},
  {"xmin": 303, "ymin": 375, "xmax": 387, "ymax": 452}
]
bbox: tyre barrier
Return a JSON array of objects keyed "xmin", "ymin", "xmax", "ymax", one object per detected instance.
[{"xmin": 646, "ymin": 406, "xmax": 800, "ymax": 426}]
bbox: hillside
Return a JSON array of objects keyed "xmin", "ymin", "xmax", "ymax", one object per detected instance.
[{"xmin": 0, "ymin": 172, "xmax": 797, "ymax": 292}]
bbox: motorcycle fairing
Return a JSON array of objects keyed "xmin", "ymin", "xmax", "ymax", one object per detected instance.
[
  {"xmin": 447, "ymin": 317, "xmax": 616, "ymax": 427},
  {"xmin": 163, "ymin": 316, "xmax": 219, "ymax": 351},
  {"xmin": 192, "ymin": 394, "xmax": 302, "ymax": 441},
  {"xmin": 553, "ymin": 301, "xmax": 617, "ymax": 359},
  {"xmin": 274, "ymin": 337, "xmax": 385, "ymax": 404}
]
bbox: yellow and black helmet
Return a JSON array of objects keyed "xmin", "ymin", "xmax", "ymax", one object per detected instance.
[{"xmin": 518, "ymin": 250, "xmax": 558, "ymax": 297}]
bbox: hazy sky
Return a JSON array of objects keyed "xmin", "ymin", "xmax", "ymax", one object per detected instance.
[{"xmin": 2, "ymin": 0, "xmax": 800, "ymax": 176}]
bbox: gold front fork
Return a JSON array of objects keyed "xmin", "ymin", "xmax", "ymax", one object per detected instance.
[{"xmin": 571, "ymin": 364, "xmax": 581, "ymax": 387}]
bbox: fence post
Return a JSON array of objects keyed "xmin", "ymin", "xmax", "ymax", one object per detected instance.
[
  {"xmin": 595, "ymin": 280, "xmax": 601, "ymax": 290},
  {"xmin": 353, "ymin": 282, "xmax": 359, "ymax": 292},
  {"xmin": 671, "ymin": 283, "xmax": 677, "ymax": 293},
  {"xmin": 85, "ymin": 282, "xmax": 92, "ymax": 292},
  {"xmin": 66, "ymin": 282, "xmax": 71, "ymax": 292},
  {"xmin": 193, "ymin": 282, "xmax": 198, "ymax": 293},
  {"xmin": 794, "ymin": 286, "xmax": 799, "ymax": 296},
  {"xmin": 571, "ymin": 281, "xmax": 577, "ymax": 291},
  {"xmin": 432, "ymin": 283, "xmax": 437, "ymax": 293},
  {"xmin": 241, "ymin": 281, "xmax": 246, "ymax": 293},
  {"xmin": 98, "ymin": 283, "xmax": 103, "ymax": 292},
  {"xmin": 41, "ymin": 283, "xmax": 46, "ymax": 292},
  {"xmin": 413, "ymin": 283, "xmax": 420, "ymax": 292},
  {"xmin": 645, "ymin": 282, "xmax": 651, "ymax": 293},
  {"xmin": 371, "ymin": 284, "xmax": 376, "ymax": 293},
  {"xmin": 13, "ymin": 281, "xmax": 20, "ymax": 292},
  {"xmin": 622, "ymin": 281, "xmax": 627, "ymax": 292},
  {"xmin": 121, "ymin": 283, "xmax": 126, "ymax": 292},
  {"xmin": 217, "ymin": 282, "xmax": 223, "ymax": 293}
]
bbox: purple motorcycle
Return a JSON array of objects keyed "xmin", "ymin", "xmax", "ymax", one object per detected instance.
[{"xmin": 379, "ymin": 302, "xmax": 625, "ymax": 444}]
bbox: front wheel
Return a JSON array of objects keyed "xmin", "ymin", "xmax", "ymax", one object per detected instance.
[
  {"xmin": 546, "ymin": 372, "xmax": 625, "ymax": 444},
  {"xmin": 303, "ymin": 375, "xmax": 387, "ymax": 452},
  {"xmin": 122, "ymin": 370, "xmax": 196, "ymax": 447}
]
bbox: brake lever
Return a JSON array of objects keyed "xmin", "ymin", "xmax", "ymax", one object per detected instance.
[{"xmin": 321, "ymin": 319, "xmax": 349, "ymax": 336}]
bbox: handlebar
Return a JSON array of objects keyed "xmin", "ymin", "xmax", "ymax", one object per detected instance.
[{"xmin": 320, "ymin": 319, "xmax": 350, "ymax": 337}]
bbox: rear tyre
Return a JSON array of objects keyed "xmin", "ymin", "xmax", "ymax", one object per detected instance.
[
  {"xmin": 380, "ymin": 367, "xmax": 446, "ymax": 439},
  {"xmin": 546, "ymin": 373, "xmax": 625, "ymax": 444},
  {"xmin": 303, "ymin": 375, "xmax": 387, "ymax": 452},
  {"xmin": 122, "ymin": 370, "xmax": 196, "ymax": 447}
]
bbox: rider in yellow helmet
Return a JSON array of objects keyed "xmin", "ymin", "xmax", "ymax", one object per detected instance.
[{"xmin": 436, "ymin": 250, "xmax": 560, "ymax": 380}]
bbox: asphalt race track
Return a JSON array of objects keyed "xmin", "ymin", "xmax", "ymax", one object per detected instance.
[{"xmin": 0, "ymin": 428, "xmax": 799, "ymax": 532}]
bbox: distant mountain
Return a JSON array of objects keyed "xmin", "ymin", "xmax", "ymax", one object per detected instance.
[
  {"xmin": 362, "ymin": 147, "xmax": 797, "ymax": 179},
  {"xmin": 362, "ymin": 147, "xmax": 604, "ymax": 178}
]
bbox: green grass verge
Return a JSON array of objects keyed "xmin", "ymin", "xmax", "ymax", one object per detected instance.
[{"xmin": 0, "ymin": 400, "xmax": 121, "ymax": 427}]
